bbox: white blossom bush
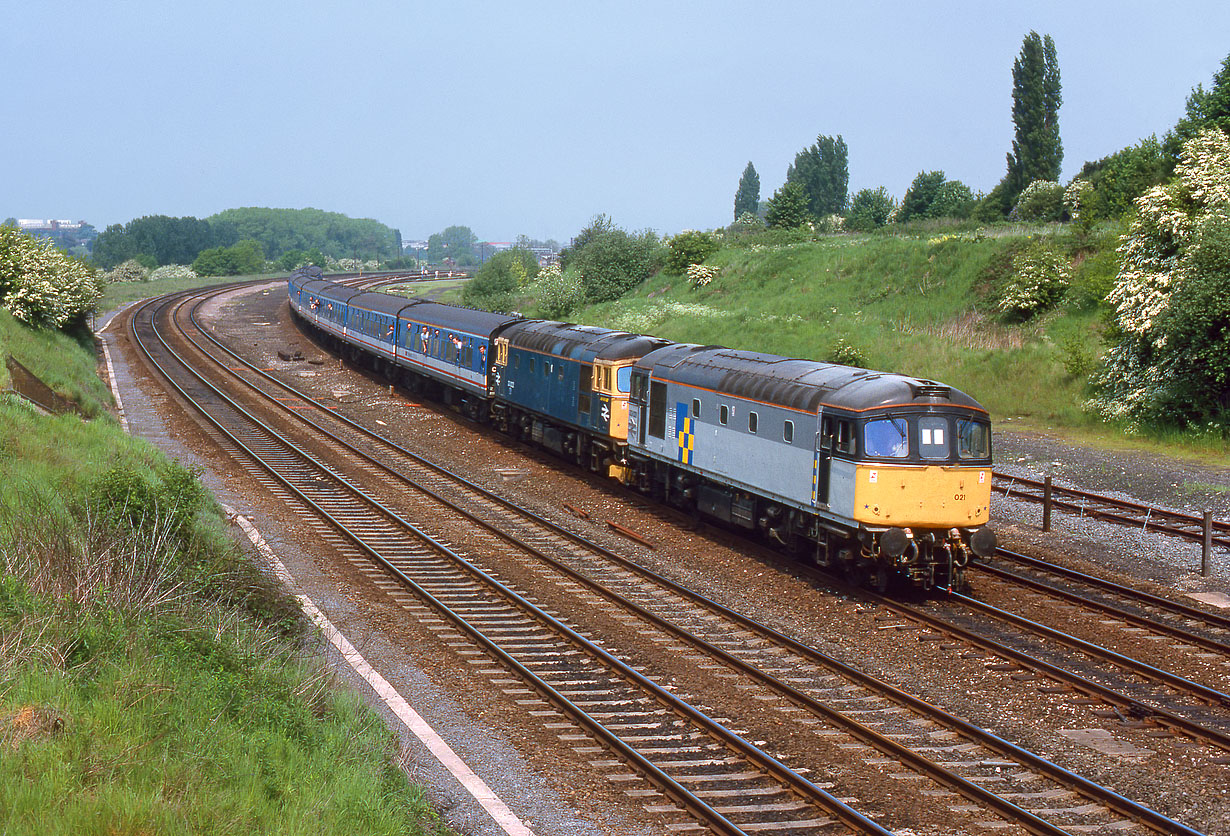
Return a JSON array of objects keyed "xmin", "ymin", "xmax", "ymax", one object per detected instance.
[
  {"xmin": 102, "ymin": 259, "xmax": 149, "ymax": 284},
  {"xmin": 0, "ymin": 226, "xmax": 102, "ymax": 328},
  {"xmin": 1089, "ymin": 128, "xmax": 1230, "ymax": 427},
  {"xmin": 687, "ymin": 263, "xmax": 719, "ymax": 287},
  {"xmin": 1063, "ymin": 179, "xmax": 1093, "ymax": 223},
  {"xmin": 997, "ymin": 240, "xmax": 1070, "ymax": 320},
  {"xmin": 149, "ymin": 264, "xmax": 198, "ymax": 282},
  {"xmin": 1011, "ymin": 180, "xmax": 1065, "ymax": 222},
  {"xmin": 527, "ymin": 263, "xmax": 585, "ymax": 319}
]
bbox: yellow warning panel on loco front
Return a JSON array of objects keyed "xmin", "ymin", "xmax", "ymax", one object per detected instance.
[{"xmin": 852, "ymin": 465, "xmax": 991, "ymax": 528}]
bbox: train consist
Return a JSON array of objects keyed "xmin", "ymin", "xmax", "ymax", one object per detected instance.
[{"xmin": 287, "ymin": 266, "xmax": 997, "ymax": 591}]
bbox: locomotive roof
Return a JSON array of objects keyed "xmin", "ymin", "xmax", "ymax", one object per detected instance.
[
  {"xmin": 636, "ymin": 344, "xmax": 985, "ymax": 413},
  {"xmin": 501, "ymin": 320, "xmax": 671, "ymax": 362}
]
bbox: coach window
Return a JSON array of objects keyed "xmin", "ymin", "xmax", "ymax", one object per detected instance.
[
  {"xmin": 784, "ymin": 420, "xmax": 794, "ymax": 444},
  {"xmin": 919, "ymin": 416, "xmax": 950, "ymax": 460},
  {"xmin": 691, "ymin": 398, "xmax": 701, "ymax": 419},
  {"xmin": 719, "ymin": 404, "xmax": 728, "ymax": 425},
  {"xmin": 748, "ymin": 411, "xmax": 758, "ymax": 434}
]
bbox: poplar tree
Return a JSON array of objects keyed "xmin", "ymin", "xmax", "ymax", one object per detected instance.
[
  {"xmin": 733, "ymin": 162, "xmax": 761, "ymax": 220},
  {"xmin": 786, "ymin": 134, "xmax": 849, "ymax": 218},
  {"xmin": 1005, "ymin": 31, "xmax": 1063, "ymax": 206}
]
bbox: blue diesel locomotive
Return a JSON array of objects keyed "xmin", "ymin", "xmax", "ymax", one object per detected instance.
[{"xmin": 287, "ymin": 267, "xmax": 996, "ymax": 591}]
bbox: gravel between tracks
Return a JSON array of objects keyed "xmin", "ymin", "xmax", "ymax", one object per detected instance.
[{"xmin": 113, "ymin": 281, "xmax": 1230, "ymax": 835}]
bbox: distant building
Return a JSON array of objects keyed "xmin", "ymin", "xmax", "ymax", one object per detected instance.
[{"xmin": 14, "ymin": 219, "xmax": 97, "ymax": 254}]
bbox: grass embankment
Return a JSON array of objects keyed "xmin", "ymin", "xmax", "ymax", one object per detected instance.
[
  {"xmin": 0, "ymin": 312, "xmax": 442, "ymax": 834},
  {"xmin": 567, "ymin": 226, "xmax": 1228, "ymax": 466},
  {"xmin": 98, "ymin": 272, "xmax": 284, "ymax": 313}
]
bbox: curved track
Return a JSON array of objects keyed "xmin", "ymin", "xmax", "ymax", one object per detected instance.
[{"xmin": 121, "ymin": 282, "xmax": 1220, "ymax": 835}]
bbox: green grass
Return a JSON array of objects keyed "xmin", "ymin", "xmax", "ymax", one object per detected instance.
[
  {"xmin": 98, "ymin": 272, "xmax": 283, "ymax": 313},
  {"xmin": 0, "ymin": 318, "xmax": 443, "ymax": 834},
  {"xmin": 385, "ymin": 278, "xmax": 469, "ymax": 304},
  {"xmin": 0, "ymin": 307, "xmax": 112, "ymax": 417}
]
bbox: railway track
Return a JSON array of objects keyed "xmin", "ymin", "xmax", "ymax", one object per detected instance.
[
  {"xmin": 119, "ymin": 283, "xmax": 1218, "ymax": 835},
  {"xmin": 991, "ymin": 472, "xmax": 1230, "ymax": 552}
]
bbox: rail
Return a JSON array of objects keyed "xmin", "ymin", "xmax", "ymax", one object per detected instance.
[{"xmin": 992, "ymin": 470, "xmax": 1229, "ymax": 574}]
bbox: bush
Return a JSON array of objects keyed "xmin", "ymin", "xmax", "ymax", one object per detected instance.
[
  {"xmin": 825, "ymin": 338, "xmax": 868, "ymax": 367},
  {"xmin": 765, "ymin": 182, "xmax": 811, "ymax": 229},
  {"xmin": 666, "ymin": 230, "xmax": 719, "ymax": 273},
  {"xmin": 997, "ymin": 240, "xmax": 1070, "ymax": 321},
  {"xmin": 148, "ymin": 264, "xmax": 199, "ymax": 282},
  {"xmin": 462, "ymin": 248, "xmax": 539, "ymax": 311},
  {"xmin": 1090, "ymin": 128, "xmax": 1230, "ymax": 426},
  {"xmin": 846, "ymin": 187, "xmax": 896, "ymax": 231},
  {"xmin": 103, "ymin": 259, "xmax": 149, "ymax": 284},
  {"xmin": 0, "ymin": 226, "xmax": 102, "ymax": 329},
  {"xmin": 573, "ymin": 228, "xmax": 663, "ymax": 303},
  {"xmin": 729, "ymin": 211, "xmax": 765, "ymax": 235},
  {"xmin": 1011, "ymin": 180, "xmax": 1065, "ymax": 222},
  {"xmin": 191, "ymin": 239, "xmax": 266, "ymax": 277},
  {"xmin": 527, "ymin": 263, "xmax": 585, "ymax": 319}
]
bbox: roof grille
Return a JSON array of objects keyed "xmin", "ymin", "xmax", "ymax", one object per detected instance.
[{"xmin": 912, "ymin": 381, "xmax": 950, "ymax": 399}]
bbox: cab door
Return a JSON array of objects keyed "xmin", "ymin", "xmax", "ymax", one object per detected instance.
[{"xmin": 813, "ymin": 410, "xmax": 831, "ymax": 507}]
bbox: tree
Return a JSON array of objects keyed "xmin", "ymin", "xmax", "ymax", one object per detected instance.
[
  {"xmin": 1003, "ymin": 32, "xmax": 1063, "ymax": 212},
  {"xmin": 0, "ymin": 226, "xmax": 101, "ymax": 329},
  {"xmin": 462, "ymin": 247, "xmax": 539, "ymax": 311},
  {"xmin": 1090, "ymin": 128, "xmax": 1230, "ymax": 427},
  {"xmin": 572, "ymin": 228, "xmax": 663, "ymax": 303},
  {"xmin": 786, "ymin": 134, "xmax": 848, "ymax": 218},
  {"xmin": 666, "ymin": 230, "xmax": 719, "ymax": 273},
  {"xmin": 1073, "ymin": 137, "xmax": 1169, "ymax": 222},
  {"xmin": 764, "ymin": 182, "xmax": 810, "ymax": 229},
  {"xmin": 1166, "ymin": 52, "xmax": 1230, "ymax": 162},
  {"xmin": 559, "ymin": 214, "xmax": 613, "ymax": 270},
  {"xmin": 426, "ymin": 225, "xmax": 477, "ymax": 265},
  {"xmin": 733, "ymin": 162, "xmax": 760, "ymax": 220},
  {"xmin": 846, "ymin": 187, "xmax": 896, "ymax": 231}
]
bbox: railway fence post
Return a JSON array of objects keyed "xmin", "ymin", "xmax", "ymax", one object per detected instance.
[
  {"xmin": 1203, "ymin": 511, "xmax": 1213, "ymax": 577},
  {"xmin": 1042, "ymin": 476, "xmax": 1052, "ymax": 533}
]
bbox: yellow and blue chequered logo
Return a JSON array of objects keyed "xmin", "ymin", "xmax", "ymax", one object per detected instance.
[{"xmin": 675, "ymin": 402, "xmax": 694, "ymax": 465}]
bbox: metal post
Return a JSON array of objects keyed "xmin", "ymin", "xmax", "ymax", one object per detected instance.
[
  {"xmin": 1203, "ymin": 511, "xmax": 1213, "ymax": 577},
  {"xmin": 1042, "ymin": 475, "xmax": 1052, "ymax": 533}
]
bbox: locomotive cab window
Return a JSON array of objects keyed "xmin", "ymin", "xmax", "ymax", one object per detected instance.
[
  {"xmin": 919, "ymin": 416, "xmax": 950, "ymax": 460},
  {"xmin": 864, "ymin": 417, "xmax": 908, "ymax": 458},
  {"xmin": 956, "ymin": 419, "xmax": 990, "ymax": 459},
  {"xmin": 820, "ymin": 416, "xmax": 833, "ymax": 450},
  {"xmin": 835, "ymin": 419, "xmax": 854, "ymax": 454},
  {"xmin": 616, "ymin": 366, "xmax": 631, "ymax": 393}
]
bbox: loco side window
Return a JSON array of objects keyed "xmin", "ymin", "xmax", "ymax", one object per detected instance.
[
  {"xmin": 784, "ymin": 420, "xmax": 794, "ymax": 444},
  {"xmin": 691, "ymin": 398, "xmax": 701, "ymax": 419},
  {"xmin": 957, "ymin": 419, "xmax": 990, "ymax": 459},
  {"xmin": 748, "ymin": 411, "xmax": 758, "ymax": 434},
  {"xmin": 864, "ymin": 417, "xmax": 909, "ymax": 458},
  {"xmin": 919, "ymin": 416, "xmax": 950, "ymax": 460},
  {"xmin": 835, "ymin": 419, "xmax": 855, "ymax": 454},
  {"xmin": 719, "ymin": 404, "xmax": 728, "ymax": 425}
]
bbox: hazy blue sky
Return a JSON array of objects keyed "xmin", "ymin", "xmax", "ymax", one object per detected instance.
[{"xmin": 4, "ymin": 1, "xmax": 1229, "ymax": 244}]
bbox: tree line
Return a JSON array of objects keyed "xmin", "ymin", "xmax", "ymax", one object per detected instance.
[{"xmin": 92, "ymin": 208, "xmax": 402, "ymax": 273}]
